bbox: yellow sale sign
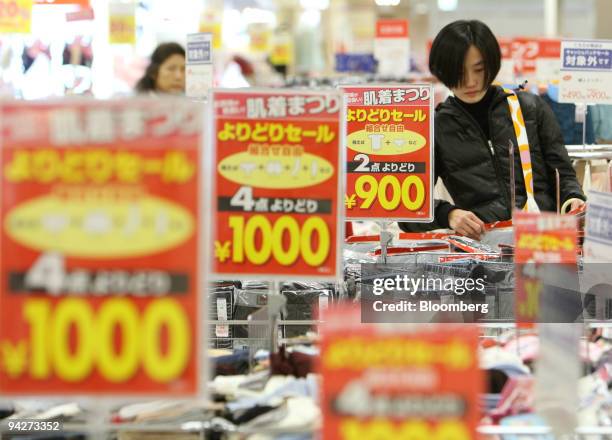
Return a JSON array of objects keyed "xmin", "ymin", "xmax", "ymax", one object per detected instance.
[{"xmin": 0, "ymin": 0, "xmax": 32, "ymax": 34}]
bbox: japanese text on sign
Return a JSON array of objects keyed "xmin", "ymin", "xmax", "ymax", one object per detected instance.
[
  {"xmin": 240, "ymin": 95, "xmax": 341, "ymax": 118},
  {"xmin": 212, "ymin": 90, "xmax": 342, "ymax": 280},
  {"xmin": 217, "ymin": 122, "xmax": 336, "ymax": 144},
  {"xmin": 563, "ymin": 48, "xmax": 611, "ymax": 70}
]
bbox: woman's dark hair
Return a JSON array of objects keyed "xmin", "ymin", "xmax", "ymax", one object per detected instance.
[
  {"xmin": 135, "ymin": 42, "xmax": 185, "ymax": 93},
  {"xmin": 429, "ymin": 20, "xmax": 501, "ymax": 89}
]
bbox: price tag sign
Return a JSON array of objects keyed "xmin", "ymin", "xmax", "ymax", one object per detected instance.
[
  {"xmin": 320, "ymin": 306, "xmax": 481, "ymax": 440},
  {"xmin": 343, "ymin": 85, "xmax": 433, "ymax": 221},
  {"xmin": 514, "ymin": 212, "xmax": 577, "ymax": 323},
  {"xmin": 0, "ymin": 98, "xmax": 204, "ymax": 395},
  {"xmin": 559, "ymin": 39, "xmax": 612, "ymax": 104},
  {"xmin": 0, "ymin": 0, "xmax": 32, "ymax": 34},
  {"xmin": 211, "ymin": 89, "xmax": 343, "ymax": 281}
]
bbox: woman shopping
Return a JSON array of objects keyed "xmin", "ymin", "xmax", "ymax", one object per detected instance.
[{"xmin": 400, "ymin": 20, "xmax": 585, "ymax": 239}]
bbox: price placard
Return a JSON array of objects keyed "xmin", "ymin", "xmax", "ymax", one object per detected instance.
[
  {"xmin": 211, "ymin": 89, "xmax": 343, "ymax": 280},
  {"xmin": 514, "ymin": 212, "xmax": 577, "ymax": 323},
  {"xmin": 320, "ymin": 306, "xmax": 481, "ymax": 440},
  {"xmin": 343, "ymin": 85, "xmax": 433, "ymax": 221},
  {"xmin": 0, "ymin": 98, "xmax": 203, "ymax": 395},
  {"xmin": 559, "ymin": 39, "xmax": 612, "ymax": 104}
]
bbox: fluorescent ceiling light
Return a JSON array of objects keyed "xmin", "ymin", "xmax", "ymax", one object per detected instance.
[
  {"xmin": 300, "ymin": 0, "xmax": 330, "ymax": 10},
  {"xmin": 437, "ymin": 0, "xmax": 458, "ymax": 11},
  {"xmin": 242, "ymin": 7, "xmax": 276, "ymax": 25},
  {"xmin": 375, "ymin": 0, "xmax": 401, "ymax": 5}
]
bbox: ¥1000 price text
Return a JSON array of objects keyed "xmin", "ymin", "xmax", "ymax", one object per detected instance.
[{"xmin": 0, "ymin": 297, "xmax": 190, "ymax": 383}]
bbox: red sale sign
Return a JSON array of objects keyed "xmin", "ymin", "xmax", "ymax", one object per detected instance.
[
  {"xmin": 512, "ymin": 37, "xmax": 539, "ymax": 77},
  {"xmin": 211, "ymin": 90, "xmax": 343, "ymax": 280},
  {"xmin": 343, "ymin": 85, "xmax": 433, "ymax": 221},
  {"xmin": 376, "ymin": 19, "xmax": 409, "ymax": 39},
  {"xmin": 514, "ymin": 212, "xmax": 577, "ymax": 323},
  {"xmin": 320, "ymin": 306, "xmax": 481, "ymax": 440},
  {"xmin": 0, "ymin": 99, "xmax": 203, "ymax": 395}
]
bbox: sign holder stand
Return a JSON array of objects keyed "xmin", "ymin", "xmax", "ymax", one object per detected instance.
[{"xmin": 378, "ymin": 221, "xmax": 393, "ymax": 264}]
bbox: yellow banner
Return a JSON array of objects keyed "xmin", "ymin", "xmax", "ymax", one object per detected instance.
[{"xmin": 0, "ymin": 0, "xmax": 32, "ymax": 34}]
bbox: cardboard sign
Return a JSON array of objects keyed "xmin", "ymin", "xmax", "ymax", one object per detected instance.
[
  {"xmin": 374, "ymin": 19, "xmax": 410, "ymax": 76},
  {"xmin": 514, "ymin": 212, "xmax": 577, "ymax": 323},
  {"xmin": 0, "ymin": 0, "xmax": 32, "ymax": 34},
  {"xmin": 343, "ymin": 85, "xmax": 433, "ymax": 222},
  {"xmin": 320, "ymin": 306, "xmax": 481, "ymax": 440},
  {"xmin": 186, "ymin": 33, "xmax": 213, "ymax": 100},
  {"xmin": 559, "ymin": 39, "xmax": 612, "ymax": 104},
  {"xmin": 0, "ymin": 99, "xmax": 203, "ymax": 395},
  {"xmin": 211, "ymin": 89, "xmax": 343, "ymax": 281}
]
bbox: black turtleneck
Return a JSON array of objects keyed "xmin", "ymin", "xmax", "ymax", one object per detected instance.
[{"xmin": 455, "ymin": 87, "xmax": 495, "ymax": 139}]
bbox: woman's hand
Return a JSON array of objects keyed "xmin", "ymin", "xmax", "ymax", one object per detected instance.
[
  {"xmin": 561, "ymin": 198, "xmax": 586, "ymax": 214},
  {"xmin": 448, "ymin": 209, "xmax": 485, "ymax": 240}
]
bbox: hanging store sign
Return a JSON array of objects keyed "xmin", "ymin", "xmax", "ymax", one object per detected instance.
[
  {"xmin": 374, "ymin": 19, "xmax": 410, "ymax": 76},
  {"xmin": 343, "ymin": 85, "xmax": 433, "ymax": 222},
  {"xmin": 496, "ymin": 38, "xmax": 515, "ymax": 84},
  {"xmin": 559, "ymin": 39, "xmax": 612, "ymax": 104},
  {"xmin": 536, "ymin": 38, "xmax": 561, "ymax": 83},
  {"xmin": 109, "ymin": 1, "xmax": 136, "ymax": 45},
  {"xmin": 320, "ymin": 306, "xmax": 481, "ymax": 440},
  {"xmin": 211, "ymin": 89, "xmax": 344, "ymax": 281},
  {"xmin": 512, "ymin": 37, "xmax": 539, "ymax": 80},
  {"xmin": 0, "ymin": 98, "xmax": 204, "ymax": 396},
  {"xmin": 0, "ymin": 0, "xmax": 32, "ymax": 34}
]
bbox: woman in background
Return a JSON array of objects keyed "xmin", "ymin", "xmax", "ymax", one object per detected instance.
[{"xmin": 135, "ymin": 42, "xmax": 185, "ymax": 94}]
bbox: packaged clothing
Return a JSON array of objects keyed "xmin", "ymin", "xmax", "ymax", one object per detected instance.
[
  {"xmin": 591, "ymin": 104, "xmax": 612, "ymax": 143},
  {"xmin": 540, "ymin": 93, "xmax": 595, "ymax": 145},
  {"xmin": 208, "ymin": 283, "xmax": 235, "ymax": 349},
  {"xmin": 280, "ymin": 289, "xmax": 331, "ymax": 338},
  {"xmin": 233, "ymin": 289, "xmax": 272, "ymax": 351}
]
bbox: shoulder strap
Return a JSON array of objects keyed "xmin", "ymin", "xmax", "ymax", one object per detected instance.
[{"xmin": 503, "ymin": 88, "xmax": 540, "ymax": 213}]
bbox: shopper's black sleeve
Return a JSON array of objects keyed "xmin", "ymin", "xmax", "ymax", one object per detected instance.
[
  {"xmin": 535, "ymin": 94, "xmax": 586, "ymax": 203},
  {"xmin": 398, "ymin": 141, "xmax": 456, "ymax": 232}
]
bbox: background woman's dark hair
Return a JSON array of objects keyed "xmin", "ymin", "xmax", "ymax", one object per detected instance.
[
  {"xmin": 135, "ymin": 42, "xmax": 185, "ymax": 93},
  {"xmin": 429, "ymin": 20, "xmax": 501, "ymax": 89}
]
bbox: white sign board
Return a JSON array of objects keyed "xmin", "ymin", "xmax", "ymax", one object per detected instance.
[
  {"xmin": 186, "ymin": 33, "xmax": 213, "ymax": 100},
  {"xmin": 559, "ymin": 39, "xmax": 612, "ymax": 104}
]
